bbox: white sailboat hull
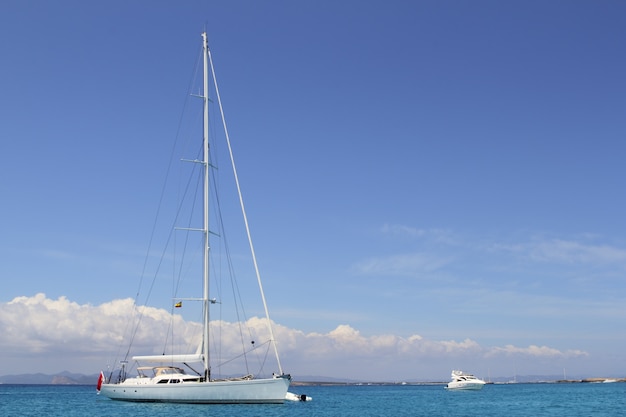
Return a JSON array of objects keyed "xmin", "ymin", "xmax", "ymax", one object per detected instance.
[{"xmin": 100, "ymin": 376, "xmax": 290, "ymax": 403}]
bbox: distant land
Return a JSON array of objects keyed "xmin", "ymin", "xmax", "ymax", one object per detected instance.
[
  {"xmin": 0, "ymin": 371, "xmax": 99, "ymax": 385},
  {"xmin": 0, "ymin": 372, "xmax": 624, "ymax": 385}
]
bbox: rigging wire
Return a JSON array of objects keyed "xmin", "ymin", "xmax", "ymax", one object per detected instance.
[
  {"xmin": 117, "ymin": 47, "xmax": 204, "ymax": 368},
  {"xmin": 208, "ymin": 44, "xmax": 285, "ymax": 375}
]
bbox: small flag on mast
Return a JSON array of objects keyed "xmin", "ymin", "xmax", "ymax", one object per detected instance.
[{"xmin": 174, "ymin": 301, "xmax": 182, "ymax": 308}]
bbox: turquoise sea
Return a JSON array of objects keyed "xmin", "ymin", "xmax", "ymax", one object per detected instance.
[{"xmin": 1, "ymin": 383, "xmax": 624, "ymax": 416}]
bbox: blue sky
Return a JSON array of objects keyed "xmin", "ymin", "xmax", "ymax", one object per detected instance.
[{"xmin": 1, "ymin": 0, "xmax": 625, "ymax": 381}]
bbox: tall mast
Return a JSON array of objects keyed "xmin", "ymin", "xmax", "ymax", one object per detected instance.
[{"xmin": 201, "ymin": 31, "xmax": 211, "ymax": 381}]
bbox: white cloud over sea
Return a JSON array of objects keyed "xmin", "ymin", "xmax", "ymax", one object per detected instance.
[{"xmin": 0, "ymin": 294, "xmax": 592, "ymax": 381}]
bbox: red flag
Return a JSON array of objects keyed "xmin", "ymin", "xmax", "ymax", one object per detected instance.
[{"xmin": 97, "ymin": 371, "xmax": 104, "ymax": 392}]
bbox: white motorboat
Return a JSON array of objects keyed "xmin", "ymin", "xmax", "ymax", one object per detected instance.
[{"xmin": 445, "ymin": 370, "xmax": 487, "ymax": 390}]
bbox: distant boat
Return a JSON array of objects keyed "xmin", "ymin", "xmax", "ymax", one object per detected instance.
[
  {"xmin": 97, "ymin": 32, "xmax": 291, "ymax": 404},
  {"xmin": 445, "ymin": 370, "xmax": 487, "ymax": 390}
]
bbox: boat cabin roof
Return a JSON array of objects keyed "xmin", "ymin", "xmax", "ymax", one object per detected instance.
[{"xmin": 136, "ymin": 366, "xmax": 187, "ymax": 377}]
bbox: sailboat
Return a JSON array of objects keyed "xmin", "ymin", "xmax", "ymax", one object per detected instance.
[{"xmin": 97, "ymin": 32, "xmax": 291, "ymax": 403}]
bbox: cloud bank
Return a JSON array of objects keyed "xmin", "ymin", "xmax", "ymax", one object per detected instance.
[{"xmin": 0, "ymin": 293, "xmax": 592, "ymax": 380}]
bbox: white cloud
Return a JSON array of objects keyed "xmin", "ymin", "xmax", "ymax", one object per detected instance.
[
  {"xmin": 381, "ymin": 224, "xmax": 626, "ymax": 268},
  {"xmin": 41, "ymin": 249, "xmax": 78, "ymax": 261},
  {"xmin": 381, "ymin": 224, "xmax": 428, "ymax": 238},
  {"xmin": 352, "ymin": 252, "xmax": 451, "ymax": 276},
  {"xmin": 528, "ymin": 239, "xmax": 626, "ymax": 264},
  {"xmin": 380, "ymin": 224, "xmax": 456, "ymax": 244},
  {"xmin": 495, "ymin": 238, "xmax": 626, "ymax": 265},
  {"xmin": 0, "ymin": 294, "xmax": 592, "ymax": 380},
  {"xmin": 486, "ymin": 344, "xmax": 588, "ymax": 359},
  {"xmin": 0, "ymin": 294, "xmax": 200, "ymax": 357}
]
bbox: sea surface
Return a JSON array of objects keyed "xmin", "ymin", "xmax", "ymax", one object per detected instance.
[{"xmin": 1, "ymin": 382, "xmax": 624, "ymax": 416}]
